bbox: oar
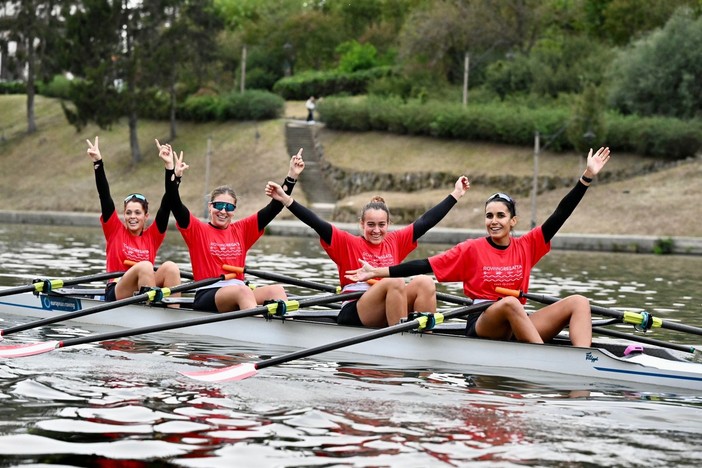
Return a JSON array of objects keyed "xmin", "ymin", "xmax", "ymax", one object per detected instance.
[
  {"xmin": 0, "ymin": 291, "xmax": 365, "ymax": 358},
  {"xmin": 0, "ymin": 274, "xmax": 236, "ymax": 338},
  {"xmin": 180, "ymin": 301, "xmax": 494, "ymax": 383},
  {"xmin": 223, "ymin": 265, "xmax": 341, "ymax": 293},
  {"xmin": 0, "ymin": 271, "xmax": 126, "ymax": 299},
  {"xmin": 497, "ymin": 287, "xmax": 702, "ymax": 337},
  {"xmin": 591, "ymin": 327, "xmax": 697, "ymax": 354},
  {"xmin": 226, "ymin": 265, "xmax": 473, "ymax": 307}
]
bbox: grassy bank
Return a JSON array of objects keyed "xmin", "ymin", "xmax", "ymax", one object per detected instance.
[{"xmin": 1, "ymin": 95, "xmax": 701, "ymax": 237}]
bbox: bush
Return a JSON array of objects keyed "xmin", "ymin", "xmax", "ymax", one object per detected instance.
[
  {"xmin": 0, "ymin": 81, "xmax": 26, "ymax": 94},
  {"xmin": 179, "ymin": 90, "xmax": 283, "ymax": 122},
  {"xmin": 320, "ymin": 95, "xmax": 702, "ymax": 158},
  {"xmin": 273, "ymin": 67, "xmax": 393, "ymax": 100},
  {"xmin": 37, "ymin": 75, "xmax": 73, "ymax": 99}
]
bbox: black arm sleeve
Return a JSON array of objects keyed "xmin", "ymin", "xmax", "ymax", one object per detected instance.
[
  {"xmin": 287, "ymin": 200, "xmax": 333, "ymax": 244},
  {"xmin": 541, "ymin": 180, "xmax": 589, "ymax": 243},
  {"xmin": 388, "ymin": 259, "xmax": 433, "ymax": 277},
  {"xmin": 153, "ymin": 169, "xmax": 175, "ymax": 233},
  {"xmin": 256, "ymin": 177, "xmax": 297, "ymax": 231},
  {"xmin": 93, "ymin": 160, "xmax": 116, "ymax": 220},
  {"xmin": 166, "ymin": 170, "xmax": 190, "ymax": 229},
  {"xmin": 412, "ymin": 195, "xmax": 458, "ymax": 242}
]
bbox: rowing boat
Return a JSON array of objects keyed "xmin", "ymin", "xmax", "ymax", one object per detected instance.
[{"xmin": 1, "ymin": 287, "xmax": 702, "ymax": 392}]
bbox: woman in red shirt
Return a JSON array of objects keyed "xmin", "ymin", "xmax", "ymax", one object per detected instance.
[
  {"xmin": 167, "ymin": 149, "xmax": 305, "ymax": 312},
  {"xmin": 346, "ymin": 147, "xmax": 611, "ymax": 346},
  {"xmin": 266, "ymin": 175, "xmax": 470, "ymax": 327},
  {"xmin": 86, "ymin": 137, "xmax": 181, "ymax": 302}
]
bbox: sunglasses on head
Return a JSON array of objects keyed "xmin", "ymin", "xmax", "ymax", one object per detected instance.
[
  {"xmin": 210, "ymin": 201, "xmax": 236, "ymax": 212},
  {"xmin": 486, "ymin": 192, "xmax": 515, "ymax": 205},
  {"xmin": 124, "ymin": 193, "xmax": 147, "ymax": 203}
]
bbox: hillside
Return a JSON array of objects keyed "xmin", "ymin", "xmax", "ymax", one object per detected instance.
[{"xmin": 1, "ymin": 95, "xmax": 701, "ymax": 238}]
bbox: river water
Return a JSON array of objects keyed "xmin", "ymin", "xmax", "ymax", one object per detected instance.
[{"xmin": 0, "ymin": 224, "xmax": 701, "ymax": 467}]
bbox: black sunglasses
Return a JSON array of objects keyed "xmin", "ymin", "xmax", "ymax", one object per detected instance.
[{"xmin": 210, "ymin": 201, "xmax": 236, "ymax": 212}]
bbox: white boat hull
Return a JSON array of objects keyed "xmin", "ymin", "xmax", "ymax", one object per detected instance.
[{"xmin": 1, "ymin": 288, "xmax": 702, "ymax": 392}]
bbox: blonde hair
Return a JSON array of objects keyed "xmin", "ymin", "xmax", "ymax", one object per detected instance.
[{"xmin": 210, "ymin": 185, "xmax": 237, "ymax": 203}]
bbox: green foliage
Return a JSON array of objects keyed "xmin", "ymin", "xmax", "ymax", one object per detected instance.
[
  {"xmin": 0, "ymin": 81, "xmax": 27, "ymax": 94},
  {"xmin": 319, "ymin": 95, "xmax": 702, "ymax": 158},
  {"xmin": 608, "ymin": 8, "xmax": 702, "ymax": 118},
  {"xmin": 179, "ymin": 90, "xmax": 283, "ymax": 121},
  {"xmin": 37, "ymin": 75, "xmax": 73, "ymax": 99},
  {"xmin": 653, "ymin": 237, "xmax": 675, "ymax": 255},
  {"xmin": 566, "ymin": 84, "xmax": 607, "ymax": 152},
  {"xmin": 62, "ymin": 74, "xmax": 123, "ymax": 131},
  {"xmin": 336, "ymin": 40, "xmax": 379, "ymax": 72},
  {"xmin": 605, "ymin": 113, "xmax": 702, "ymax": 158},
  {"xmin": 273, "ymin": 67, "xmax": 393, "ymax": 100}
]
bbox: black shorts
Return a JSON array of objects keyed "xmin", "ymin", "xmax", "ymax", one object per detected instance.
[
  {"xmin": 193, "ymin": 288, "xmax": 219, "ymax": 312},
  {"xmin": 464, "ymin": 312, "xmax": 482, "ymax": 337},
  {"xmin": 337, "ymin": 301, "xmax": 364, "ymax": 326},
  {"xmin": 105, "ymin": 282, "xmax": 117, "ymax": 302}
]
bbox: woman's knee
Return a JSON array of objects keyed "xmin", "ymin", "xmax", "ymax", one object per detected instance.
[
  {"xmin": 568, "ymin": 294, "xmax": 592, "ymax": 317},
  {"xmin": 159, "ymin": 261, "xmax": 180, "ymax": 274},
  {"xmin": 408, "ymin": 275, "xmax": 435, "ymax": 292},
  {"xmin": 496, "ymin": 296, "xmax": 527, "ymax": 318}
]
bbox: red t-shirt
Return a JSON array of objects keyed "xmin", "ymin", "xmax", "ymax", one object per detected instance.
[
  {"xmin": 429, "ymin": 227, "xmax": 550, "ymax": 303},
  {"xmin": 101, "ymin": 211, "xmax": 166, "ymax": 275},
  {"xmin": 322, "ymin": 224, "xmax": 417, "ymax": 288},
  {"xmin": 177, "ymin": 212, "xmax": 262, "ymax": 281}
]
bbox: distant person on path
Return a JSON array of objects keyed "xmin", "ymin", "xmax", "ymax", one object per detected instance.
[
  {"xmin": 265, "ymin": 171, "xmax": 471, "ymax": 327},
  {"xmin": 346, "ymin": 147, "xmax": 612, "ymax": 346},
  {"xmin": 86, "ymin": 136, "xmax": 181, "ymax": 303},
  {"xmin": 305, "ymin": 96, "xmax": 316, "ymax": 123},
  {"xmin": 167, "ymin": 148, "xmax": 305, "ymax": 313}
]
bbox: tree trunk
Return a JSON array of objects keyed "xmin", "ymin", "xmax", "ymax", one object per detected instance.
[
  {"xmin": 26, "ymin": 34, "xmax": 37, "ymax": 134},
  {"xmin": 169, "ymin": 79, "xmax": 177, "ymax": 140},
  {"xmin": 128, "ymin": 110, "xmax": 142, "ymax": 164}
]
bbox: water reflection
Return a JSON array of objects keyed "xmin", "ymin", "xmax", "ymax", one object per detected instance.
[{"xmin": 2, "ymin": 224, "xmax": 702, "ymax": 466}]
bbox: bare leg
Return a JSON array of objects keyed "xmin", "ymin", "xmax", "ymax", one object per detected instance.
[
  {"xmin": 530, "ymin": 294, "xmax": 592, "ymax": 346},
  {"xmin": 356, "ymin": 278, "xmax": 407, "ymax": 327},
  {"xmin": 475, "ymin": 296, "xmax": 543, "ymax": 343},
  {"xmin": 214, "ymin": 284, "xmax": 258, "ymax": 312},
  {"xmin": 253, "ymin": 284, "xmax": 287, "ymax": 304},
  {"xmin": 115, "ymin": 261, "xmax": 155, "ymax": 300},
  {"xmin": 155, "ymin": 261, "xmax": 181, "ymax": 308},
  {"xmin": 405, "ymin": 275, "xmax": 436, "ymax": 313}
]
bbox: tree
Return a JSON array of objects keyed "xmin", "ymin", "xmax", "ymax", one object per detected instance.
[
  {"xmin": 62, "ymin": 0, "xmax": 173, "ymax": 164},
  {"xmin": 0, "ymin": 0, "xmax": 69, "ymax": 133},
  {"xmin": 607, "ymin": 7, "xmax": 702, "ymax": 118}
]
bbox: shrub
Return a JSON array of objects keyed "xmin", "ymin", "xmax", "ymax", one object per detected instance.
[{"xmin": 179, "ymin": 90, "xmax": 283, "ymax": 122}]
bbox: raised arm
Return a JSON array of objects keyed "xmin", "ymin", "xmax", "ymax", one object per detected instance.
[
  {"xmin": 541, "ymin": 147, "xmax": 611, "ymax": 243},
  {"xmin": 166, "ymin": 148, "xmax": 191, "ymax": 228},
  {"xmin": 86, "ymin": 136, "xmax": 116, "ymax": 221},
  {"xmin": 256, "ymin": 149, "xmax": 305, "ymax": 231},
  {"xmin": 412, "ymin": 175, "xmax": 470, "ymax": 241},
  {"xmin": 153, "ymin": 139, "xmax": 176, "ymax": 233},
  {"xmin": 266, "ymin": 181, "xmax": 334, "ymax": 244}
]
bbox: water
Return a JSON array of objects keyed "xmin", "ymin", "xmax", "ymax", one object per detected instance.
[{"xmin": 1, "ymin": 224, "xmax": 702, "ymax": 467}]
